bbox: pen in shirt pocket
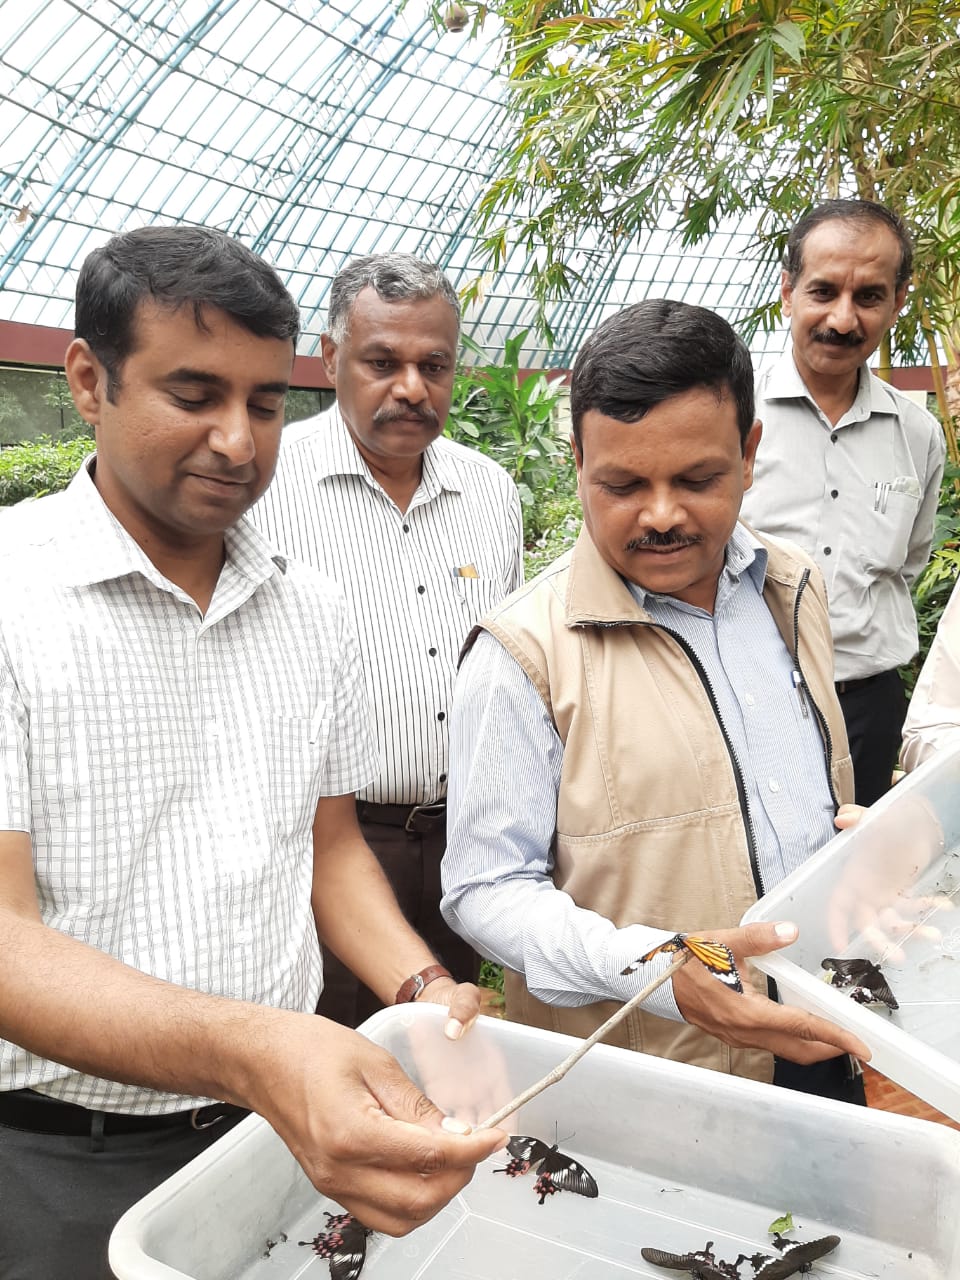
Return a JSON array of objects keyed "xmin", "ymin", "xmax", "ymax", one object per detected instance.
[
  {"xmin": 308, "ymin": 703, "xmax": 327, "ymax": 745},
  {"xmin": 452, "ymin": 564, "xmax": 479, "ymax": 578}
]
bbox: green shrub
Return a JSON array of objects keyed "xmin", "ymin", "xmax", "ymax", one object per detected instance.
[
  {"xmin": 0, "ymin": 436, "xmax": 95, "ymax": 506},
  {"xmin": 903, "ymin": 462, "xmax": 960, "ymax": 696}
]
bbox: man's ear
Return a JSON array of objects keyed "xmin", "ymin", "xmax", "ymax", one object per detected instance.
[
  {"xmin": 64, "ymin": 339, "xmax": 106, "ymax": 427},
  {"xmin": 891, "ymin": 281, "xmax": 909, "ymax": 325},
  {"xmin": 319, "ymin": 332, "xmax": 339, "ymax": 385},
  {"xmin": 780, "ymin": 268, "xmax": 794, "ymax": 318},
  {"xmin": 742, "ymin": 419, "xmax": 763, "ymax": 490}
]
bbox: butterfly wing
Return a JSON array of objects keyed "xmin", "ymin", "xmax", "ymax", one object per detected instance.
[
  {"xmin": 640, "ymin": 1246, "xmax": 704, "ymax": 1270},
  {"xmin": 858, "ymin": 963, "xmax": 899, "ymax": 1009},
  {"xmin": 754, "ymin": 1235, "xmax": 841, "ymax": 1278},
  {"xmin": 681, "ymin": 935, "xmax": 744, "ymax": 993},
  {"xmin": 538, "ymin": 1146, "xmax": 599, "ymax": 1199},
  {"xmin": 504, "ymin": 1135, "xmax": 552, "ymax": 1169},
  {"xmin": 328, "ymin": 1220, "xmax": 371, "ymax": 1280},
  {"xmin": 622, "ymin": 934, "xmax": 685, "ymax": 975},
  {"xmin": 822, "ymin": 957, "xmax": 898, "ymax": 1009}
]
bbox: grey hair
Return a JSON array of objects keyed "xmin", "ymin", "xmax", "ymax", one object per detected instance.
[{"xmin": 327, "ymin": 253, "xmax": 461, "ymax": 342}]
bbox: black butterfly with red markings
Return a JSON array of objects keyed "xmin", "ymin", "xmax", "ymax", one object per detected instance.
[
  {"xmin": 642, "ymin": 1233, "xmax": 841, "ymax": 1279},
  {"xmin": 299, "ymin": 1211, "xmax": 372, "ymax": 1280},
  {"xmin": 495, "ymin": 1134, "xmax": 599, "ymax": 1204},
  {"xmin": 821, "ymin": 956, "xmax": 898, "ymax": 1010}
]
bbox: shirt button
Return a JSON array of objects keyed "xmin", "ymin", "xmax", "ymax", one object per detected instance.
[
  {"xmin": 417, "ymin": 584, "xmax": 426, "ymax": 594},
  {"xmin": 437, "ymin": 711, "xmax": 446, "ymax": 721},
  {"xmin": 823, "ymin": 546, "xmax": 832, "ymax": 556},
  {"xmin": 830, "ymin": 433, "xmax": 838, "ymax": 443},
  {"xmin": 402, "ymin": 524, "xmax": 410, "ymax": 533},
  {"xmin": 744, "ymin": 693, "xmax": 755, "ymax": 706},
  {"xmin": 428, "ymin": 646, "xmax": 438, "ymax": 657},
  {"xmin": 769, "ymin": 778, "xmax": 781, "ymax": 793},
  {"xmin": 439, "ymin": 772, "xmax": 447, "ymax": 783},
  {"xmin": 830, "ymin": 489, "xmax": 839, "ymax": 499}
]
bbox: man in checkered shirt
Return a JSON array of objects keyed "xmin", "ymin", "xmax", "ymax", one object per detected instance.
[{"xmin": 0, "ymin": 226, "xmax": 505, "ymax": 1279}]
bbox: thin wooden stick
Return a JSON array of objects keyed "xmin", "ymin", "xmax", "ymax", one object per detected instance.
[{"xmin": 477, "ymin": 952, "xmax": 690, "ymax": 1130}]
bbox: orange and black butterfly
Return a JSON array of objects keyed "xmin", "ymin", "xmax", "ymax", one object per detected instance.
[{"xmin": 622, "ymin": 933, "xmax": 743, "ymax": 993}]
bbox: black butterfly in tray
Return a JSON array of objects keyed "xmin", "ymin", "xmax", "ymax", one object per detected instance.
[
  {"xmin": 622, "ymin": 933, "xmax": 744, "ymax": 993},
  {"xmin": 642, "ymin": 1233, "xmax": 841, "ymax": 1279},
  {"xmin": 821, "ymin": 956, "xmax": 899, "ymax": 1010},
  {"xmin": 299, "ymin": 1211, "xmax": 372, "ymax": 1280},
  {"xmin": 641, "ymin": 1241, "xmax": 740, "ymax": 1278},
  {"xmin": 495, "ymin": 1134, "xmax": 599, "ymax": 1204}
]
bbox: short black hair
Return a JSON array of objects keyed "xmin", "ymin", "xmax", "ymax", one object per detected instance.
[
  {"xmin": 570, "ymin": 299, "xmax": 755, "ymax": 451},
  {"xmin": 75, "ymin": 225, "xmax": 300, "ymax": 400},
  {"xmin": 783, "ymin": 199, "xmax": 913, "ymax": 289}
]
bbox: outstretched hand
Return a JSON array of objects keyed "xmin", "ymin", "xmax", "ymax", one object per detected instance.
[
  {"xmin": 243, "ymin": 1011, "xmax": 507, "ymax": 1236},
  {"xmin": 671, "ymin": 921, "xmax": 870, "ymax": 1065}
]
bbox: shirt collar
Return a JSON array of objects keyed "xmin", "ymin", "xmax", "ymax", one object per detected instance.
[
  {"xmin": 59, "ymin": 456, "xmax": 285, "ymax": 591},
  {"xmin": 765, "ymin": 347, "xmax": 898, "ymax": 419},
  {"xmin": 626, "ymin": 522, "xmax": 767, "ymax": 611},
  {"xmin": 311, "ymin": 403, "xmax": 463, "ymax": 497}
]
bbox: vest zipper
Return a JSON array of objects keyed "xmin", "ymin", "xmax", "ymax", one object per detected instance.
[
  {"xmin": 790, "ymin": 568, "xmax": 839, "ymax": 810},
  {"xmin": 638, "ymin": 620, "xmax": 764, "ymax": 899}
]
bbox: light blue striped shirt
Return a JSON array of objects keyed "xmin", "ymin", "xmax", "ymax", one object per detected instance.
[{"xmin": 442, "ymin": 524, "xmax": 837, "ymax": 1018}]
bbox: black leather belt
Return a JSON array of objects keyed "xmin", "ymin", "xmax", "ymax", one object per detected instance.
[
  {"xmin": 356, "ymin": 800, "xmax": 446, "ymax": 834},
  {"xmin": 0, "ymin": 1088, "xmax": 247, "ymax": 1137},
  {"xmin": 835, "ymin": 672, "xmax": 888, "ymax": 695}
]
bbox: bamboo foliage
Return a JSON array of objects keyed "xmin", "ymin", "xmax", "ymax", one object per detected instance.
[{"xmin": 465, "ymin": 0, "xmax": 960, "ymax": 448}]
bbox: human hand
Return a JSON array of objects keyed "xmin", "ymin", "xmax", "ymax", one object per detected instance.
[
  {"xmin": 671, "ymin": 921, "xmax": 870, "ymax": 1065},
  {"xmin": 834, "ymin": 803, "xmax": 867, "ymax": 831},
  {"xmin": 415, "ymin": 978, "xmax": 482, "ymax": 1041},
  {"xmin": 826, "ymin": 793, "xmax": 951, "ymax": 961},
  {"xmin": 242, "ymin": 1011, "xmax": 507, "ymax": 1235}
]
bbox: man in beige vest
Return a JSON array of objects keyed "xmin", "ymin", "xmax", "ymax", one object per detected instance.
[{"xmin": 442, "ymin": 300, "xmax": 869, "ymax": 1102}]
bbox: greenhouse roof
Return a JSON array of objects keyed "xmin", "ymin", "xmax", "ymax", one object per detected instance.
[{"xmin": 4, "ymin": 1, "xmax": 795, "ymax": 369}]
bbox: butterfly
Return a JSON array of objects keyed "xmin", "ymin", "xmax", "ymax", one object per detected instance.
[
  {"xmin": 821, "ymin": 957, "xmax": 898, "ymax": 1010},
  {"xmin": 495, "ymin": 1134, "xmax": 599, "ymax": 1204},
  {"xmin": 640, "ymin": 1242, "xmax": 740, "ymax": 1279},
  {"xmin": 299, "ymin": 1211, "xmax": 372, "ymax": 1280},
  {"xmin": 622, "ymin": 933, "xmax": 744, "ymax": 993},
  {"xmin": 745, "ymin": 1234, "xmax": 842, "ymax": 1278}
]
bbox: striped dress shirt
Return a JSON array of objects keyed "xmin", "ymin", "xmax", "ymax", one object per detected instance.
[
  {"xmin": 251, "ymin": 405, "xmax": 524, "ymax": 804},
  {"xmin": 442, "ymin": 524, "xmax": 837, "ymax": 1018},
  {"xmin": 0, "ymin": 462, "xmax": 377, "ymax": 1112}
]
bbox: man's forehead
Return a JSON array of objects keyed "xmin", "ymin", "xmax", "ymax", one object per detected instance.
[{"xmin": 798, "ymin": 221, "xmax": 901, "ymax": 282}]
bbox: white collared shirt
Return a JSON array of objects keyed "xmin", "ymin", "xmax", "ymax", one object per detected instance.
[
  {"xmin": 250, "ymin": 405, "xmax": 524, "ymax": 804},
  {"xmin": 0, "ymin": 462, "xmax": 377, "ymax": 1111},
  {"xmin": 741, "ymin": 349, "xmax": 945, "ymax": 681}
]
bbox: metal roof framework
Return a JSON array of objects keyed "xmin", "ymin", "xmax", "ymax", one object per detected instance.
[{"xmin": 1, "ymin": 0, "xmax": 806, "ymax": 368}]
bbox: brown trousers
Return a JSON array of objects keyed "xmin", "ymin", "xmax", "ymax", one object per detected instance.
[{"xmin": 316, "ymin": 816, "xmax": 480, "ymax": 1028}]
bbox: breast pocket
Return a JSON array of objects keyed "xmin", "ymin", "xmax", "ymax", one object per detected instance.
[
  {"xmin": 269, "ymin": 706, "xmax": 331, "ymax": 836},
  {"xmin": 860, "ymin": 489, "xmax": 921, "ymax": 576},
  {"xmin": 453, "ymin": 576, "xmax": 501, "ymax": 625}
]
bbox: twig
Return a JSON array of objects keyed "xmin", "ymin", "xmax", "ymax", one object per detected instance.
[{"xmin": 476, "ymin": 952, "xmax": 690, "ymax": 1130}]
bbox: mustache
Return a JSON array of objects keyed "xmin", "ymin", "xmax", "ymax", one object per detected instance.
[
  {"xmin": 811, "ymin": 327, "xmax": 864, "ymax": 348},
  {"xmin": 373, "ymin": 404, "xmax": 440, "ymax": 428},
  {"xmin": 625, "ymin": 530, "xmax": 703, "ymax": 552}
]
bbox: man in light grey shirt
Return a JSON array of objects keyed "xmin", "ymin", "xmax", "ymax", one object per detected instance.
[{"xmin": 741, "ymin": 199, "xmax": 945, "ymax": 805}]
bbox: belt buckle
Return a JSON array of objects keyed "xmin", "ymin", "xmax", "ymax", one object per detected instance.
[
  {"xmin": 190, "ymin": 1105, "xmax": 224, "ymax": 1131},
  {"xmin": 404, "ymin": 802, "xmax": 444, "ymax": 833}
]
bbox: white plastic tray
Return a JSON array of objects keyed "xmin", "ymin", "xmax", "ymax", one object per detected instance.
[
  {"xmin": 110, "ymin": 1004, "xmax": 960, "ymax": 1278},
  {"xmin": 742, "ymin": 743, "xmax": 960, "ymax": 1121}
]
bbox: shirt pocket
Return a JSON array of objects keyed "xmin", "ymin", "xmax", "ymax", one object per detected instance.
[
  {"xmin": 269, "ymin": 706, "xmax": 331, "ymax": 837},
  {"xmin": 859, "ymin": 487, "xmax": 921, "ymax": 576},
  {"xmin": 453, "ymin": 575, "xmax": 501, "ymax": 624}
]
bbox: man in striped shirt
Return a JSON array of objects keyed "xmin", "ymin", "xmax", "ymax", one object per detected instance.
[
  {"xmin": 0, "ymin": 227, "xmax": 505, "ymax": 1278},
  {"xmin": 252, "ymin": 254, "xmax": 524, "ymax": 1029}
]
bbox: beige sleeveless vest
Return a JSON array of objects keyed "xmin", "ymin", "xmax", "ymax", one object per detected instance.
[{"xmin": 473, "ymin": 525, "xmax": 853, "ymax": 1083}]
